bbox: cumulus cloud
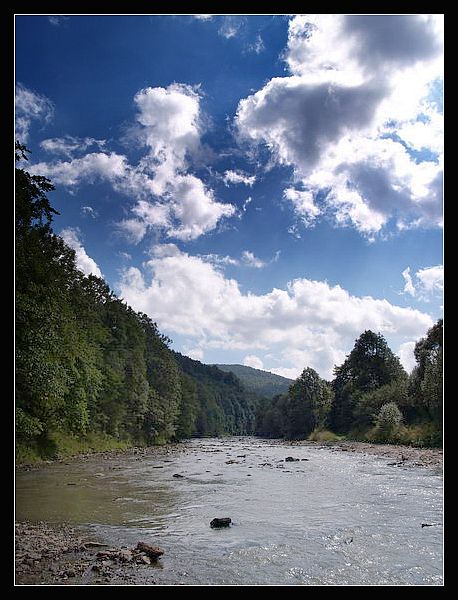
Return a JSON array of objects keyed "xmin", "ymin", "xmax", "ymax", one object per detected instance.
[
  {"xmin": 416, "ymin": 265, "xmax": 444, "ymax": 294},
  {"xmin": 15, "ymin": 83, "xmax": 54, "ymax": 143},
  {"xmin": 402, "ymin": 264, "xmax": 443, "ymax": 301},
  {"xmin": 283, "ymin": 187, "xmax": 321, "ymax": 226},
  {"xmin": 29, "ymin": 152, "xmax": 129, "ymax": 186},
  {"xmin": 60, "ymin": 227, "xmax": 102, "ymax": 277},
  {"xmin": 397, "ymin": 341, "xmax": 417, "ymax": 373},
  {"xmin": 236, "ymin": 14, "xmax": 443, "ymax": 237},
  {"xmin": 187, "ymin": 347, "xmax": 204, "ymax": 361},
  {"xmin": 243, "ymin": 355, "xmax": 264, "ymax": 369},
  {"xmin": 118, "ymin": 246, "xmax": 433, "ymax": 379},
  {"xmin": 31, "ymin": 84, "xmax": 235, "ymax": 242}
]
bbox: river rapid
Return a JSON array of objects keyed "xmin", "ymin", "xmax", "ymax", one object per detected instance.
[{"xmin": 15, "ymin": 437, "xmax": 443, "ymax": 585}]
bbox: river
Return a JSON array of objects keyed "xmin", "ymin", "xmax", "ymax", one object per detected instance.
[{"xmin": 15, "ymin": 437, "xmax": 443, "ymax": 585}]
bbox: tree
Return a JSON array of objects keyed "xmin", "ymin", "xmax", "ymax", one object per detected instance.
[
  {"xmin": 373, "ymin": 402, "xmax": 403, "ymax": 442},
  {"xmin": 409, "ymin": 319, "xmax": 443, "ymax": 422},
  {"xmin": 283, "ymin": 367, "xmax": 332, "ymax": 439},
  {"xmin": 329, "ymin": 331, "xmax": 407, "ymax": 433}
]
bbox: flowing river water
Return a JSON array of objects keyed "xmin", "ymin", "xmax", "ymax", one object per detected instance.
[{"xmin": 15, "ymin": 437, "xmax": 443, "ymax": 585}]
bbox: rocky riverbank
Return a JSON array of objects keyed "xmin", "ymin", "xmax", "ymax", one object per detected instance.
[
  {"xmin": 16, "ymin": 443, "xmax": 185, "ymax": 472},
  {"xmin": 15, "ymin": 522, "xmax": 163, "ymax": 585},
  {"xmin": 288, "ymin": 440, "xmax": 443, "ymax": 469}
]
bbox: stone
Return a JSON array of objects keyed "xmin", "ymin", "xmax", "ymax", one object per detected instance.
[
  {"xmin": 135, "ymin": 542, "xmax": 164, "ymax": 561},
  {"xmin": 138, "ymin": 555, "xmax": 151, "ymax": 565},
  {"xmin": 210, "ymin": 517, "xmax": 231, "ymax": 528},
  {"xmin": 285, "ymin": 457, "xmax": 299, "ymax": 462},
  {"xmin": 118, "ymin": 549, "xmax": 133, "ymax": 562}
]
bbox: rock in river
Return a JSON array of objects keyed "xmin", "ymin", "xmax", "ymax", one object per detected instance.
[
  {"xmin": 135, "ymin": 542, "xmax": 164, "ymax": 561},
  {"xmin": 285, "ymin": 457, "xmax": 299, "ymax": 462},
  {"xmin": 210, "ymin": 517, "xmax": 232, "ymax": 528}
]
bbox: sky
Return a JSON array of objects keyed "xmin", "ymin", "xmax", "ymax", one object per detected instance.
[{"xmin": 15, "ymin": 14, "xmax": 444, "ymax": 380}]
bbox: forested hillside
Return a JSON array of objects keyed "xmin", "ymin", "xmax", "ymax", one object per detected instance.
[
  {"xmin": 215, "ymin": 364, "xmax": 294, "ymax": 398},
  {"xmin": 15, "ymin": 144, "xmax": 258, "ymax": 461},
  {"xmin": 175, "ymin": 354, "xmax": 258, "ymax": 437},
  {"xmin": 15, "ymin": 142, "xmax": 443, "ymax": 461}
]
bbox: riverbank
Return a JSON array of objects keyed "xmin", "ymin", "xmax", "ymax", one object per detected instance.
[
  {"xmin": 287, "ymin": 440, "xmax": 443, "ymax": 469},
  {"xmin": 15, "ymin": 521, "xmax": 163, "ymax": 585},
  {"xmin": 16, "ymin": 437, "xmax": 443, "ymax": 472}
]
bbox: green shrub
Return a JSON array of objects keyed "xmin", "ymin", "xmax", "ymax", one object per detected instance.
[
  {"xmin": 308, "ymin": 428, "xmax": 343, "ymax": 442},
  {"xmin": 372, "ymin": 402, "xmax": 403, "ymax": 442}
]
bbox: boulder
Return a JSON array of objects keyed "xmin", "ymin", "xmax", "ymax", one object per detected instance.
[
  {"xmin": 285, "ymin": 456, "xmax": 299, "ymax": 462},
  {"xmin": 210, "ymin": 517, "xmax": 231, "ymax": 528},
  {"xmin": 135, "ymin": 542, "xmax": 164, "ymax": 561}
]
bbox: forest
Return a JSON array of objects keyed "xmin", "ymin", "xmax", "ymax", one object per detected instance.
[{"xmin": 15, "ymin": 143, "xmax": 443, "ymax": 461}]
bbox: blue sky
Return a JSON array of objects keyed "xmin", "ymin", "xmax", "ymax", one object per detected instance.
[{"xmin": 15, "ymin": 14, "xmax": 443, "ymax": 379}]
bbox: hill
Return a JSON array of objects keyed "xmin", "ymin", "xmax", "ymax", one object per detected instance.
[{"xmin": 214, "ymin": 364, "xmax": 294, "ymax": 398}]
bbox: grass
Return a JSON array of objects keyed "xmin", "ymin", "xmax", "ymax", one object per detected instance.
[
  {"xmin": 16, "ymin": 430, "xmax": 136, "ymax": 465},
  {"xmin": 308, "ymin": 429, "xmax": 345, "ymax": 442}
]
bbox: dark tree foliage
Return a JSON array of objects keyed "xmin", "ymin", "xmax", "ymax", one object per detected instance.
[
  {"xmin": 409, "ymin": 319, "xmax": 443, "ymax": 422},
  {"xmin": 328, "ymin": 331, "xmax": 407, "ymax": 433},
  {"xmin": 255, "ymin": 368, "xmax": 332, "ymax": 440},
  {"xmin": 174, "ymin": 353, "xmax": 259, "ymax": 437},
  {"xmin": 15, "ymin": 149, "xmax": 260, "ymax": 455}
]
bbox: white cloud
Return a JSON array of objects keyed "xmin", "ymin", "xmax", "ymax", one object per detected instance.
[
  {"xmin": 218, "ymin": 17, "xmax": 242, "ymax": 39},
  {"xmin": 200, "ymin": 253, "xmax": 240, "ymax": 267},
  {"xmin": 31, "ymin": 84, "xmax": 235, "ymax": 242},
  {"xmin": 118, "ymin": 246, "xmax": 433, "ymax": 379},
  {"xmin": 416, "ymin": 265, "xmax": 443, "ymax": 294},
  {"xmin": 81, "ymin": 205, "xmax": 98, "ymax": 218},
  {"xmin": 247, "ymin": 35, "xmax": 265, "ymax": 54},
  {"xmin": 166, "ymin": 175, "xmax": 235, "ymax": 240},
  {"xmin": 402, "ymin": 267, "xmax": 416, "ymax": 297},
  {"xmin": 60, "ymin": 227, "xmax": 102, "ymax": 277},
  {"xmin": 283, "ymin": 187, "xmax": 321, "ymax": 226},
  {"xmin": 117, "ymin": 219, "xmax": 148, "ymax": 244},
  {"xmin": 40, "ymin": 136, "xmax": 106, "ymax": 158},
  {"xmin": 241, "ymin": 250, "xmax": 265, "ymax": 268},
  {"xmin": 397, "ymin": 341, "xmax": 417, "ymax": 373},
  {"xmin": 235, "ymin": 15, "xmax": 443, "ymax": 237},
  {"xmin": 15, "ymin": 83, "xmax": 54, "ymax": 143},
  {"xmin": 133, "ymin": 83, "xmax": 201, "ymax": 187},
  {"xmin": 243, "ymin": 355, "xmax": 264, "ymax": 370},
  {"xmin": 30, "ymin": 152, "xmax": 129, "ymax": 186},
  {"xmin": 198, "ymin": 248, "xmax": 274, "ymax": 270},
  {"xmin": 401, "ymin": 264, "xmax": 443, "ymax": 300},
  {"xmin": 187, "ymin": 347, "xmax": 204, "ymax": 361},
  {"xmin": 223, "ymin": 169, "xmax": 256, "ymax": 186}
]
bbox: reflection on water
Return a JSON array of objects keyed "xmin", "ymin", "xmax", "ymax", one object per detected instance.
[{"xmin": 16, "ymin": 438, "xmax": 443, "ymax": 585}]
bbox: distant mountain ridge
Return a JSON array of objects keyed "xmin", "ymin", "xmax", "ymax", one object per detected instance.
[{"xmin": 214, "ymin": 364, "xmax": 294, "ymax": 398}]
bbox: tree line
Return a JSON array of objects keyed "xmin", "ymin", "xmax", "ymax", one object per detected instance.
[
  {"xmin": 256, "ymin": 325, "xmax": 442, "ymax": 446},
  {"xmin": 15, "ymin": 143, "xmax": 257, "ymax": 459},
  {"xmin": 15, "ymin": 142, "xmax": 443, "ymax": 458}
]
